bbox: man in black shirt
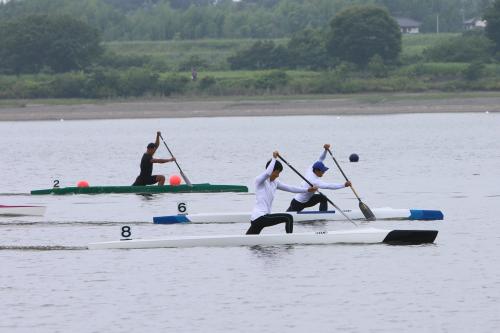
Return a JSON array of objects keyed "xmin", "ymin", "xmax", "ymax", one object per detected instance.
[{"xmin": 132, "ymin": 131, "xmax": 176, "ymax": 186}]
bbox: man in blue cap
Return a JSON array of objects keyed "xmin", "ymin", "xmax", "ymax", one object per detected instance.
[{"xmin": 286, "ymin": 144, "xmax": 351, "ymax": 212}]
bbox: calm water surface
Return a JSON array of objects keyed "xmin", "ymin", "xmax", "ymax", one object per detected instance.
[{"xmin": 1, "ymin": 113, "xmax": 499, "ymax": 332}]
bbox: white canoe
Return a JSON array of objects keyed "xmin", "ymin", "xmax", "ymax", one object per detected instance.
[
  {"xmin": 153, "ymin": 208, "xmax": 444, "ymax": 224},
  {"xmin": 88, "ymin": 228, "xmax": 438, "ymax": 250},
  {"xmin": 0, "ymin": 205, "xmax": 46, "ymax": 216}
]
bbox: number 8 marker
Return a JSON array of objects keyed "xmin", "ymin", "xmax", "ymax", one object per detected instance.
[{"xmin": 121, "ymin": 226, "xmax": 131, "ymax": 239}]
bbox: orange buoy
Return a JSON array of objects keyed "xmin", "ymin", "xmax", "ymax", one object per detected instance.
[
  {"xmin": 169, "ymin": 175, "xmax": 182, "ymax": 186},
  {"xmin": 77, "ymin": 180, "xmax": 89, "ymax": 188}
]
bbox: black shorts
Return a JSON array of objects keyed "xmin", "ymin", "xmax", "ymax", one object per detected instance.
[
  {"xmin": 286, "ymin": 194, "xmax": 328, "ymax": 212},
  {"xmin": 246, "ymin": 213, "xmax": 294, "ymax": 235},
  {"xmin": 132, "ymin": 175, "xmax": 159, "ymax": 186}
]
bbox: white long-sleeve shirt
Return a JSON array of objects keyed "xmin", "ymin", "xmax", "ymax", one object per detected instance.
[
  {"xmin": 294, "ymin": 150, "xmax": 345, "ymax": 203},
  {"xmin": 251, "ymin": 158, "xmax": 309, "ymax": 221}
]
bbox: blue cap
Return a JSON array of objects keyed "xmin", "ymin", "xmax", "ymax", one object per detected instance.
[{"xmin": 312, "ymin": 161, "xmax": 329, "ymax": 172}]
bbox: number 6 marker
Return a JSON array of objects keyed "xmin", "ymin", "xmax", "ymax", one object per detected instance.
[{"xmin": 177, "ymin": 202, "xmax": 187, "ymax": 214}]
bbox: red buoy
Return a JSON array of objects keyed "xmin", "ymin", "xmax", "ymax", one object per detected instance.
[
  {"xmin": 169, "ymin": 175, "xmax": 182, "ymax": 186},
  {"xmin": 77, "ymin": 180, "xmax": 89, "ymax": 188}
]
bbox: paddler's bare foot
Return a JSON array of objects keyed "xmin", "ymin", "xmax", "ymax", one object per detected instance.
[{"xmin": 157, "ymin": 175, "xmax": 166, "ymax": 186}]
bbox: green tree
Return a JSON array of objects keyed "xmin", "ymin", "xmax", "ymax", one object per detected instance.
[
  {"xmin": 227, "ymin": 40, "xmax": 289, "ymax": 69},
  {"xmin": 0, "ymin": 15, "xmax": 48, "ymax": 74},
  {"xmin": 178, "ymin": 55, "xmax": 209, "ymax": 71},
  {"xmin": 0, "ymin": 15, "xmax": 102, "ymax": 74},
  {"xmin": 484, "ymin": 0, "xmax": 500, "ymax": 53},
  {"xmin": 326, "ymin": 5, "xmax": 402, "ymax": 67},
  {"xmin": 0, "ymin": 0, "xmax": 127, "ymax": 40},
  {"xmin": 46, "ymin": 15, "xmax": 104, "ymax": 72},
  {"xmin": 117, "ymin": 68, "xmax": 159, "ymax": 96},
  {"xmin": 254, "ymin": 70, "xmax": 289, "ymax": 90},
  {"xmin": 367, "ymin": 54, "xmax": 388, "ymax": 77},
  {"xmin": 0, "ymin": 0, "xmax": 497, "ymax": 40},
  {"xmin": 168, "ymin": 0, "xmax": 215, "ymax": 10},
  {"xmin": 287, "ymin": 28, "xmax": 329, "ymax": 69},
  {"xmin": 463, "ymin": 61, "xmax": 485, "ymax": 81},
  {"xmin": 423, "ymin": 31, "xmax": 494, "ymax": 63}
]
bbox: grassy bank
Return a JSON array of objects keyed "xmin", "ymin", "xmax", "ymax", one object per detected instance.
[
  {"xmin": 3, "ymin": 91, "xmax": 500, "ymax": 110},
  {"xmin": 2, "ymin": 64, "xmax": 500, "ymax": 100}
]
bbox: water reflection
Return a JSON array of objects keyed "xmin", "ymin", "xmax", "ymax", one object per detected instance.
[
  {"xmin": 249, "ymin": 245, "xmax": 295, "ymax": 258},
  {"xmin": 136, "ymin": 193, "xmax": 156, "ymax": 201},
  {"xmin": 0, "ymin": 245, "xmax": 86, "ymax": 251}
]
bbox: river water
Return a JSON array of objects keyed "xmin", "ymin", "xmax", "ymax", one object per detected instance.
[{"xmin": 1, "ymin": 113, "xmax": 499, "ymax": 332}]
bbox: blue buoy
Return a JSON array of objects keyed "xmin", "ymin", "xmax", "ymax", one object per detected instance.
[{"xmin": 349, "ymin": 153, "xmax": 359, "ymax": 162}]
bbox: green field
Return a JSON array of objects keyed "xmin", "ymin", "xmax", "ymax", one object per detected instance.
[
  {"xmin": 106, "ymin": 38, "xmax": 289, "ymax": 55},
  {"xmin": 106, "ymin": 38, "xmax": 288, "ymax": 70},
  {"xmin": 105, "ymin": 34, "xmax": 459, "ymax": 69},
  {"xmin": 401, "ymin": 33, "xmax": 459, "ymax": 58}
]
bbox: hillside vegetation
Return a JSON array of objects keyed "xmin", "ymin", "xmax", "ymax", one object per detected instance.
[{"xmin": 1, "ymin": 1, "xmax": 499, "ymax": 100}]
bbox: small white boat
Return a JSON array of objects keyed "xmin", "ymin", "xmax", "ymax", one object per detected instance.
[
  {"xmin": 0, "ymin": 205, "xmax": 46, "ymax": 216},
  {"xmin": 88, "ymin": 228, "xmax": 438, "ymax": 250},
  {"xmin": 153, "ymin": 208, "xmax": 444, "ymax": 224}
]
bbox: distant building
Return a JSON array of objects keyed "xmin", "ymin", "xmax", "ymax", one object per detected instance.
[
  {"xmin": 395, "ymin": 17, "xmax": 421, "ymax": 34},
  {"xmin": 463, "ymin": 18, "xmax": 487, "ymax": 30}
]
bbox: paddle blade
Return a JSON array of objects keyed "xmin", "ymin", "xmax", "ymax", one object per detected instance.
[
  {"xmin": 180, "ymin": 171, "xmax": 192, "ymax": 187},
  {"xmin": 359, "ymin": 201, "xmax": 376, "ymax": 221}
]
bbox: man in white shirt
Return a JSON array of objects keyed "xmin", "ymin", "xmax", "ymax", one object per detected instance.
[
  {"xmin": 247, "ymin": 151, "xmax": 317, "ymax": 235},
  {"xmin": 287, "ymin": 144, "xmax": 350, "ymax": 212}
]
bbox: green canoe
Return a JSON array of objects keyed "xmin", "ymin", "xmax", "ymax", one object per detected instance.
[{"xmin": 31, "ymin": 183, "xmax": 248, "ymax": 195}]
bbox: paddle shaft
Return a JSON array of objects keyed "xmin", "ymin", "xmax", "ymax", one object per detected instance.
[
  {"xmin": 277, "ymin": 155, "xmax": 358, "ymax": 227},
  {"xmin": 326, "ymin": 148, "xmax": 375, "ymax": 221},
  {"xmin": 326, "ymin": 149, "xmax": 363, "ymax": 201},
  {"xmin": 159, "ymin": 134, "xmax": 192, "ymax": 186}
]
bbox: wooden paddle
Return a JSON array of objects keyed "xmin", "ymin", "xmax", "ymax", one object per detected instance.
[
  {"xmin": 277, "ymin": 155, "xmax": 358, "ymax": 227},
  {"xmin": 159, "ymin": 134, "xmax": 192, "ymax": 186},
  {"xmin": 326, "ymin": 148, "xmax": 375, "ymax": 221}
]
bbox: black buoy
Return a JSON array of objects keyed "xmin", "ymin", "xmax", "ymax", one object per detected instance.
[{"xmin": 349, "ymin": 153, "xmax": 359, "ymax": 162}]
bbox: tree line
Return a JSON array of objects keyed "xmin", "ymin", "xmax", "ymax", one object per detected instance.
[
  {"xmin": 1, "ymin": 2, "xmax": 500, "ymax": 75},
  {"xmin": 0, "ymin": 6, "xmax": 402, "ymax": 74},
  {"xmin": 0, "ymin": 0, "xmax": 494, "ymax": 41}
]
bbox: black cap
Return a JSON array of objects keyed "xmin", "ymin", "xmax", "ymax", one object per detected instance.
[{"xmin": 147, "ymin": 143, "xmax": 156, "ymax": 149}]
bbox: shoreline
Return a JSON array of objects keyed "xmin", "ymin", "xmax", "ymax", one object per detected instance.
[{"xmin": 1, "ymin": 92, "xmax": 499, "ymax": 121}]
